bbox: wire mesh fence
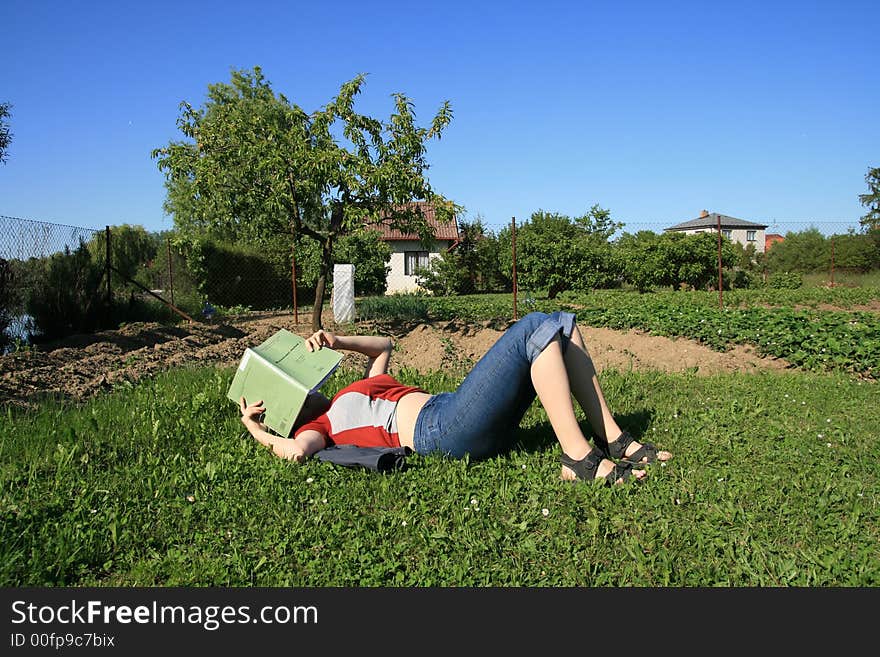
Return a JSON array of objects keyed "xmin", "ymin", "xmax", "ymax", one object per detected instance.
[
  {"xmin": 0, "ymin": 213, "xmax": 874, "ymax": 350},
  {"xmin": 0, "ymin": 215, "xmax": 102, "ymax": 347}
]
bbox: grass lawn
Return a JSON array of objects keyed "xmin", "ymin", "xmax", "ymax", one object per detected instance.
[{"xmin": 2, "ymin": 362, "xmax": 877, "ymax": 587}]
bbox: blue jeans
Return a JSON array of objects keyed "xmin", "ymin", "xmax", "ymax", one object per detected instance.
[{"xmin": 412, "ymin": 311, "xmax": 577, "ymax": 460}]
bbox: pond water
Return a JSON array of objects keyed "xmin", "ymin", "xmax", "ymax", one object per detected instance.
[{"xmin": 2, "ymin": 313, "xmax": 35, "ymax": 353}]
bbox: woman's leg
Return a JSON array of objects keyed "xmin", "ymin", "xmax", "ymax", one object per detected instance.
[
  {"xmin": 530, "ymin": 335, "xmax": 645, "ymax": 483},
  {"xmin": 563, "ymin": 325, "xmax": 672, "ymax": 463}
]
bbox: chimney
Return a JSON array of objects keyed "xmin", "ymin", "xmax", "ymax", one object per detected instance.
[{"xmin": 700, "ymin": 209, "xmax": 709, "ymax": 218}]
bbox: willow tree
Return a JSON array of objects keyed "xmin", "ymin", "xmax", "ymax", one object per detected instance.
[{"xmin": 152, "ymin": 67, "xmax": 453, "ymax": 329}]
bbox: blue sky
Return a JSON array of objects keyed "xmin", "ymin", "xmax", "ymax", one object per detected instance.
[{"xmin": 2, "ymin": 0, "xmax": 878, "ymax": 235}]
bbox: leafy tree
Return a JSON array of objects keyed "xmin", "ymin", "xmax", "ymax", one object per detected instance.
[
  {"xmin": 616, "ymin": 230, "xmax": 734, "ymax": 292},
  {"xmin": 473, "ymin": 224, "xmax": 510, "ymax": 292},
  {"xmin": 0, "ymin": 102, "xmax": 12, "ymax": 164},
  {"xmin": 0, "ymin": 258, "xmax": 13, "ymax": 351},
  {"xmin": 88, "ymin": 224, "xmax": 159, "ymax": 285},
  {"xmin": 499, "ymin": 206, "xmax": 622, "ymax": 299},
  {"xmin": 417, "ymin": 218, "xmax": 508, "ymax": 295},
  {"xmin": 334, "ymin": 229, "xmax": 391, "ymax": 296},
  {"xmin": 665, "ymin": 232, "xmax": 735, "ymax": 290},
  {"xmin": 152, "ymin": 67, "xmax": 453, "ymax": 330},
  {"xmin": 766, "ymin": 228, "xmax": 829, "ymax": 273},
  {"xmin": 615, "ymin": 231, "xmax": 668, "ymax": 292},
  {"xmin": 25, "ymin": 244, "xmax": 107, "ymax": 341},
  {"xmin": 858, "ymin": 166, "xmax": 880, "ymax": 231},
  {"xmin": 828, "ymin": 232, "xmax": 879, "ymax": 272}
]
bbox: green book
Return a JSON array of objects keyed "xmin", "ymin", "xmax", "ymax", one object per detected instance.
[{"xmin": 227, "ymin": 329, "xmax": 343, "ymax": 437}]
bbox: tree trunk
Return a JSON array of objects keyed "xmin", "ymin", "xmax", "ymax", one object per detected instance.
[{"xmin": 311, "ymin": 236, "xmax": 334, "ymax": 332}]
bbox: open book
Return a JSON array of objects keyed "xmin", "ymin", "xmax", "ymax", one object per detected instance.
[{"xmin": 227, "ymin": 329, "xmax": 343, "ymax": 437}]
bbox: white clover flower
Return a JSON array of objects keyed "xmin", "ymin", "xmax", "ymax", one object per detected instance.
[
  {"xmin": 470, "ymin": 497, "xmax": 478, "ymax": 505},
  {"xmin": 542, "ymin": 508, "xmax": 550, "ymax": 517},
  {"xmin": 306, "ymin": 477, "xmax": 314, "ymax": 484}
]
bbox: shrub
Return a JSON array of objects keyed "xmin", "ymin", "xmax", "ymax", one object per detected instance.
[
  {"xmin": 25, "ymin": 243, "xmax": 108, "ymax": 342},
  {"xmin": 767, "ymin": 272, "xmax": 803, "ymax": 289},
  {"xmin": 357, "ymin": 293, "xmax": 430, "ymax": 323}
]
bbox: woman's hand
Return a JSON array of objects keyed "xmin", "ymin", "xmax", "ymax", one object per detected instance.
[
  {"xmin": 239, "ymin": 397, "xmax": 324, "ymax": 463},
  {"xmin": 305, "ymin": 329, "xmax": 337, "ymax": 352},
  {"xmin": 239, "ymin": 397, "xmax": 265, "ymax": 428}
]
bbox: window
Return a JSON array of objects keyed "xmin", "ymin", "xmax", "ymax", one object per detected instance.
[
  {"xmin": 722, "ymin": 229, "xmax": 732, "ymax": 239},
  {"xmin": 747, "ymin": 230, "xmax": 756, "ymax": 241},
  {"xmin": 404, "ymin": 251, "xmax": 430, "ymax": 276}
]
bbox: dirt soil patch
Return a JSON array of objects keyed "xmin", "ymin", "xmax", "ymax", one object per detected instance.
[{"xmin": 0, "ymin": 311, "xmax": 790, "ymax": 409}]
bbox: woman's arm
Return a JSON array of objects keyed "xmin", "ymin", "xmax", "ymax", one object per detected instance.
[
  {"xmin": 306, "ymin": 329, "xmax": 393, "ymax": 378},
  {"xmin": 240, "ymin": 397, "xmax": 327, "ymax": 461}
]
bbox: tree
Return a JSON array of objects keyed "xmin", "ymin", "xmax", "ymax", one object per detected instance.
[
  {"xmin": 615, "ymin": 231, "xmax": 735, "ymax": 292},
  {"xmin": 615, "ymin": 230, "xmax": 669, "ymax": 292},
  {"xmin": 859, "ymin": 166, "xmax": 880, "ymax": 230},
  {"xmin": 334, "ymin": 229, "xmax": 391, "ymax": 296},
  {"xmin": 766, "ymin": 227, "xmax": 829, "ymax": 273},
  {"xmin": 88, "ymin": 224, "xmax": 159, "ymax": 284},
  {"xmin": 499, "ymin": 206, "xmax": 622, "ymax": 299},
  {"xmin": 152, "ymin": 67, "xmax": 453, "ymax": 330},
  {"xmin": 0, "ymin": 102, "xmax": 12, "ymax": 164},
  {"xmin": 417, "ymin": 217, "xmax": 508, "ymax": 295}
]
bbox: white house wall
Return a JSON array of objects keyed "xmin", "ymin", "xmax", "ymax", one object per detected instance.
[
  {"xmin": 385, "ymin": 240, "xmax": 446, "ymax": 294},
  {"xmin": 683, "ymin": 228, "xmax": 766, "ymax": 253}
]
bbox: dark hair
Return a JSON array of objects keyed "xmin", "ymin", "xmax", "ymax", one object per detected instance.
[{"xmin": 290, "ymin": 392, "xmax": 331, "ymax": 435}]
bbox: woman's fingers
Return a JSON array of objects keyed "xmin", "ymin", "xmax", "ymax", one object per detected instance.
[
  {"xmin": 240, "ymin": 396, "xmax": 265, "ymax": 417},
  {"xmin": 306, "ymin": 330, "xmax": 333, "ymax": 351}
]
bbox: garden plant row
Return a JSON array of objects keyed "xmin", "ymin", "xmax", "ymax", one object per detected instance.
[{"xmin": 421, "ymin": 289, "xmax": 880, "ymax": 377}]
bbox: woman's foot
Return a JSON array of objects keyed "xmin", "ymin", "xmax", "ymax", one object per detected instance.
[
  {"xmin": 560, "ymin": 449, "xmax": 646, "ymax": 485},
  {"xmin": 603, "ymin": 431, "xmax": 672, "ymax": 466}
]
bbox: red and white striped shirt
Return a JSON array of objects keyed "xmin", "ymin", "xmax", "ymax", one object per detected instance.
[{"xmin": 294, "ymin": 374, "xmax": 427, "ymax": 448}]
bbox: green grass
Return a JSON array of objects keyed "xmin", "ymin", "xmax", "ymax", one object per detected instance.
[
  {"xmin": 2, "ymin": 363, "xmax": 877, "ymax": 586},
  {"xmin": 802, "ymin": 270, "xmax": 880, "ymax": 289}
]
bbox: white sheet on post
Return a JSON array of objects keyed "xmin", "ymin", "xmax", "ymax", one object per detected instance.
[{"xmin": 332, "ymin": 264, "xmax": 355, "ymax": 324}]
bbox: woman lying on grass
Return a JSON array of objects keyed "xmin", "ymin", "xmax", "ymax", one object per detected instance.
[{"xmin": 239, "ymin": 311, "xmax": 671, "ymax": 485}]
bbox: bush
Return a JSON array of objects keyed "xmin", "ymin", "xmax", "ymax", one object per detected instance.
[
  {"xmin": 25, "ymin": 243, "xmax": 109, "ymax": 342},
  {"xmin": 767, "ymin": 272, "xmax": 803, "ymax": 289},
  {"xmin": 357, "ymin": 293, "xmax": 430, "ymax": 323},
  {"xmin": 190, "ymin": 239, "xmax": 295, "ymax": 310}
]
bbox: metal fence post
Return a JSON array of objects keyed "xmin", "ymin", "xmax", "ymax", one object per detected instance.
[
  {"xmin": 511, "ymin": 216, "xmax": 518, "ymax": 320},
  {"xmin": 166, "ymin": 237, "xmax": 175, "ymax": 306},
  {"xmin": 105, "ymin": 225, "xmax": 111, "ymax": 322},
  {"xmin": 716, "ymin": 215, "xmax": 723, "ymax": 309},
  {"xmin": 830, "ymin": 236, "xmax": 835, "ymax": 287},
  {"xmin": 291, "ymin": 234, "xmax": 299, "ymax": 326}
]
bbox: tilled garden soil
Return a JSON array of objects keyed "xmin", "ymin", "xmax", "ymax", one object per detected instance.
[{"xmin": 0, "ymin": 311, "xmax": 790, "ymax": 409}]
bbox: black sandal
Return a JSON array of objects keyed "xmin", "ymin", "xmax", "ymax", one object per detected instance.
[
  {"xmin": 595, "ymin": 430, "xmax": 660, "ymax": 468},
  {"xmin": 560, "ymin": 450, "xmax": 634, "ymax": 486}
]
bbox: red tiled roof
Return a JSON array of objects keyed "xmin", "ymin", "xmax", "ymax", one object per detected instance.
[
  {"xmin": 765, "ymin": 233, "xmax": 784, "ymax": 250},
  {"xmin": 372, "ymin": 201, "xmax": 459, "ymax": 241}
]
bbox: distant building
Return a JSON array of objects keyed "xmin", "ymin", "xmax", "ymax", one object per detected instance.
[
  {"xmin": 374, "ymin": 201, "xmax": 460, "ymax": 294},
  {"xmin": 665, "ymin": 210, "xmax": 768, "ymax": 253},
  {"xmin": 765, "ymin": 233, "xmax": 785, "ymax": 251}
]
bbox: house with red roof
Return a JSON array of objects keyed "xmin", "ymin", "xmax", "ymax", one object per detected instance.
[
  {"xmin": 373, "ymin": 201, "xmax": 460, "ymax": 293},
  {"xmin": 765, "ymin": 233, "xmax": 785, "ymax": 251}
]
